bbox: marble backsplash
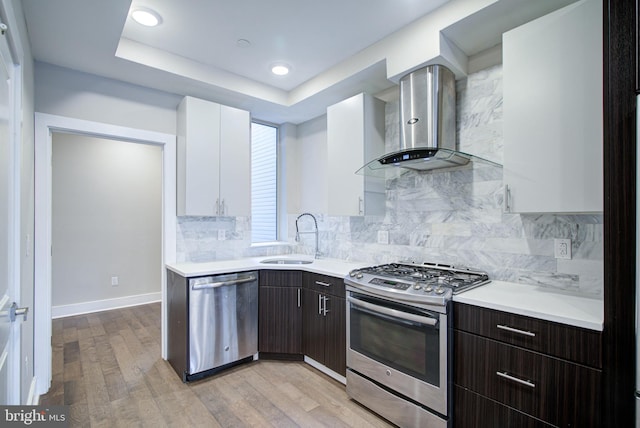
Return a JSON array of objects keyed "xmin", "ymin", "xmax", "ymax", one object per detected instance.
[{"xmin": 176, "ymin": 64, "xmax": 603, "ymax": 297}]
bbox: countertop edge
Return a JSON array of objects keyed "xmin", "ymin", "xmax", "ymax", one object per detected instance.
[
  {"xmin": 453, "ymin": 281, "xmax": 604, "ymax": 332},
  {"xmin": 166, "ymin": 256, "xmax": 367, "ymax": 279}
]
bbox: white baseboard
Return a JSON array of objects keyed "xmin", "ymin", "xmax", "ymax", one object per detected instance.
[
  {"xmin": 52, "ymin": 292, "xmax": 161, "ymax": 319},
  {"xmin": 303, "ymin": 356, "xmax": 346, "ymax": 385}
]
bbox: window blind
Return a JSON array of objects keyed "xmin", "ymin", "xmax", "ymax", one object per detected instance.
[{"xmin": 251, "ymin": 122, "xmax": 277, "ymax": 242}]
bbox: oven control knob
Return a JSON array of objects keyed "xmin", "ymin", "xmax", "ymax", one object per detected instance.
[
  {"xmin": 425, "ymin": 286, "xmax": 434, "ymax": 293},
  {"xmin": 436, "ymin": 287, "xmax": 445, "ymax": 295},
  {"xmin": 349, "ymin": 270, "xmax": 363, "ymax": 279},
  {"xmin": 413, "ymin": 284, "xmax": 422, "ymax": 290}
]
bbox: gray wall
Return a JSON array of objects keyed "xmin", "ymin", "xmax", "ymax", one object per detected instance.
[
  {"xmin": 35, "ymin": 62, "xmax": 182, "ymax": 134},
  {"xmin": 51, "ymin": 133, "xmax": 162, "ymax": 306}
]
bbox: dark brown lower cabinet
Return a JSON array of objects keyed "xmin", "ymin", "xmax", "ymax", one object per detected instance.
[
  {"xmin": 258, "ymin": 270, "xmax": 346, "ymax": 374},
  {"xmin": 302, "ymin": 288, "xmax": 346, "ymax": 376},
  {"xmin": 454, "ymin": 330, "xmax": 601, "ymax": 427},
  {"xmin": 259, "ymin": 286, "xmax": 302, "ymax": 354},
  {"xmin": 454, "ymin": 386, "xmax": 554, "ymax": 428},
  {"xmin": 453, "ymin": 303, "xmax": 602, "ymax": 427},
  {"xmin": 258, "ymin": 271, "xmax": 303, "ymax": 356}
]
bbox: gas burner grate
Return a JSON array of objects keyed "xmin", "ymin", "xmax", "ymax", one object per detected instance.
[{"xmin": 353, "ymin": 262, "xmax": 489, "ymax": 295}]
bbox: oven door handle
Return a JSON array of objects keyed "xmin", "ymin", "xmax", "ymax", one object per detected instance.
[{"xmin": 347, "ymin": 296, "xmax": 438, "ymax": 327}]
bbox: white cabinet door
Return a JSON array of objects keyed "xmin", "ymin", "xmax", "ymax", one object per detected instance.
[
  {"xmin": 177, "ymin": 97, "xmax": 250, "ymax": 217},
  {"xmin": 503, "ymin": 0, "xmax": 602, "ymax": 213},
  {"xmin": 177, "ymin": 97, "xmax": 221, "ymax": 216},
  {"xmin": 327, "ymin": 93, "xmax": 385, "ymax": 216},
  {"xmin": 219, "ymin": 105, "xmax": 251, "ymax": 216}
]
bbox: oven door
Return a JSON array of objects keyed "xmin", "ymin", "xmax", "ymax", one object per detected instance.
[{"xmin": 346, "ymin": 291, "xmax": 448, "ymax": 416}]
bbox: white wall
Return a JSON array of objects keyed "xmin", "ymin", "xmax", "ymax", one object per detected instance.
[
  {"xmin": 35, "ymin": 62, "xmax": 182, "ymax": 134},
  {"xmin": 51, "ymin": 133, "xmax": 162, "ymax": 307}
]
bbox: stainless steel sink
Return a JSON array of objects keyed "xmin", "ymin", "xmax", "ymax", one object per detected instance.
[{"xmin": 260, "ymin": 258, "xmax": 313, "ymax": 265}]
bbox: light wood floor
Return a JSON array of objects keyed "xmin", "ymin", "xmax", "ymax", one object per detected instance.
[{"xmin": 40, "ymin": 302, "xmax": 394, "ymax": 427}]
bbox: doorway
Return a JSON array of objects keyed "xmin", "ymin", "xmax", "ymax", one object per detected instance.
[
  {"xmin": 34, "ymin": 114, "xmax": 176, "ymax": 397},
  {"xmin": 51, "ymin": 133, "xmax": 162, "ymax": 316}
]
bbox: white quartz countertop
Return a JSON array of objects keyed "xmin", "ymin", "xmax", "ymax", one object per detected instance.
[
  {"xmin": 453, "ymin": 280, "xmax": 604, "ymax": 331},
  {"xmin": 166, "ymin": 254, "xmax": 367, "ymax": 279}
]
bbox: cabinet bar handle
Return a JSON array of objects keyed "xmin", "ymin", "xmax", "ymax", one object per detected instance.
[
  {"xmin": 315, "ymin": 281, "xmax": 331, "ymax": 287},
  {"xmin": 318, "ymin": 294, "xmax": 322, "ymax": 315},
  {"xmin": 297, "ymin": 289, "xmax": 301, "ymax": 308},
  {"xmin": 504, "ymin": 185, "xmax": 511, "ymax": 213},
  {"xmin": 496, "ymin": 371, "xmax": 535, "ymax": 388},
  {"xmin": 497, "ymin": 324, "xmax": 536, "ymax": 337},
  {"xmin": 323, "ymin": 296, "xmax": 329, "ymax": 316}
]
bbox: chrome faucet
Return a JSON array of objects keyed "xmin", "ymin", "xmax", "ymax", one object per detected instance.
[{"xmin": 295, "ymin": 212, "xmax": 320, "ymax": 259}]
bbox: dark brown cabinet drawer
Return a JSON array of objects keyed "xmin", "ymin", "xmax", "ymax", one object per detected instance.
[
  {"xmin": 303, "ymin": 272, "xmax": 345, "ymax": 298},
  {"xmin": 454, "ymin": 330, "xmax": 601, "ymax": 427},
  {"xmin": 454, "ymin": 303, "xmax": 602, "ymax": 368},
  {"xmin": 454, "ymin": 386, "xmax": 554, "ymax": 428},
  {"xmin": 259, "ymin": 270, "xmax": 303, "ymax": 287}
]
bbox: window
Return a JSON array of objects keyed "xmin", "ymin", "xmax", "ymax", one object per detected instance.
[{"xmin": 251, "ymin": 122, "xmax": 278, "ymax": 243}]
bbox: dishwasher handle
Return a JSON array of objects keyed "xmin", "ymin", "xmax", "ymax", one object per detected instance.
[{"xmin": 191, "ymin": 275, "xmax": 257, "ymax": 290}]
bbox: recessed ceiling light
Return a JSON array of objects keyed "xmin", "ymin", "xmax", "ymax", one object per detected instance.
[
  {"xmin": 131, "ymin": 8, "xmax": 162, "ymax": 27},
  {"xmin": 271, "ymin": 64, "xmax": 290, "ymax": 76}
]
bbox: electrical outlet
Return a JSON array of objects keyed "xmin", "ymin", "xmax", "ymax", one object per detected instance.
[
  {"xmin": 554, "ymin": 239, "xmax": 572, "ymax": 260},
  {"xmin": 111, "ymin": 276, "xmax": 119, "ymax": 286},
  {"xmin": 377, "ymin": 230, "xmax": 389, "ymax": 245},
  {"xmin": 218, "ymin": 230, "xmax": 226, "ymax": 240}
]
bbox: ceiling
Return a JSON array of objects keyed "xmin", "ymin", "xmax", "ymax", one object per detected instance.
[{"xmin": 20, "ymin": 0, "xmax": 577, "ymax": 124}]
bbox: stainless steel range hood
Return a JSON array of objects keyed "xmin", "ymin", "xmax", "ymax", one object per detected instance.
[{"xmin": 356, "ymin": 64, "xmax": 500, "ymax": 176}]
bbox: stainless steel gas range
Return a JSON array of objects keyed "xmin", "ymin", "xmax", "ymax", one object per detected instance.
[{"xmin": 344, "ymin": 262, "xmax": 490, "ymax": 428}]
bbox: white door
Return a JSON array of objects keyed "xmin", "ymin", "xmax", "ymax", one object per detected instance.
[{"xmin": 0, "ymin": 22, "xmax": 22, "ymax": 404}]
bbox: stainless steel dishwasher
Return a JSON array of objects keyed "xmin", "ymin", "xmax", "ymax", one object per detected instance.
[{"xmin": 187, "ymin": 271, "xmax": 258, "ymax": 380}]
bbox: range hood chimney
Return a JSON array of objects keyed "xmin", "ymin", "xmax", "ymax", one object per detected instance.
[
  {"xmin": 400, "ymin": 64, "xmax": 456, "ymax": 157},
  {"xmin": 357, "ymin": 64, "xmax": 500, "ymax": 176}
]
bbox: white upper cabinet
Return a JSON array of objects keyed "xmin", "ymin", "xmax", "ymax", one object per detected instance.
[
  {"xmin": 502, "ymin": 0, "xmax": 603, "ymax": 213},
  {"xmin": 177, "ymin": 96, "xmax": 251, "ymax": 217},
  {"xmin": 327, "ymin": 93, "xmax": 385, "ymax": 216}
]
